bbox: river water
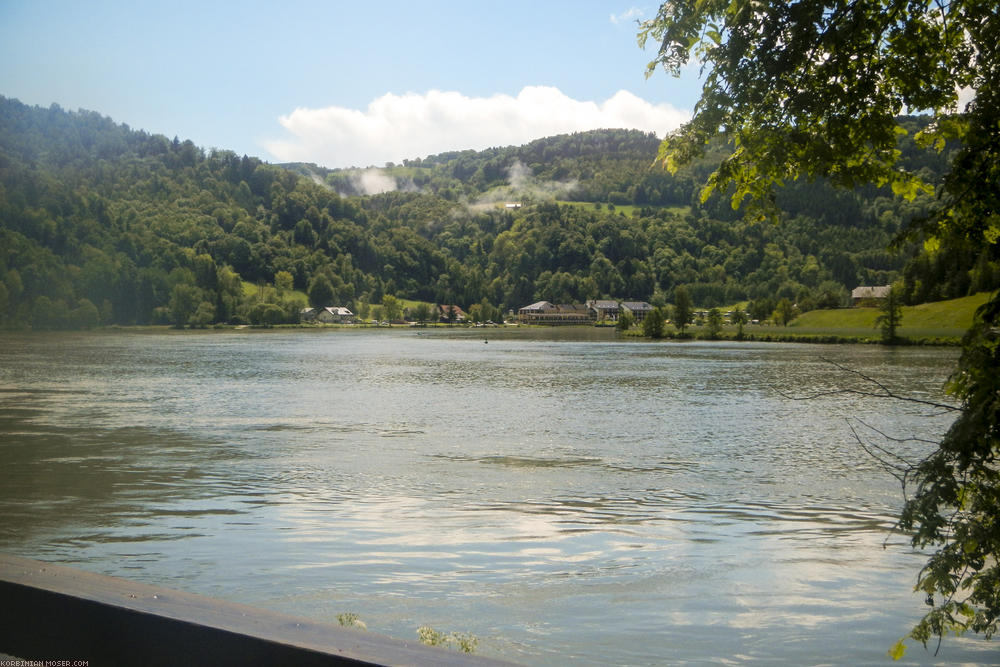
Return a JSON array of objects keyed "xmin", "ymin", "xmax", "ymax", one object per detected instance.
[{"xmin": 0, "ymin": 328, "xmax": 993, "ymax": 664}]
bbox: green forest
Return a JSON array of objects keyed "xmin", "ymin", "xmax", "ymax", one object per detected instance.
[{"xmin": 1, "ymin": 95, "xmax": 997, "ymax": 329}]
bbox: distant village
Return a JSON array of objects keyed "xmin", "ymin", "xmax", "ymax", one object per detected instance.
[{"xmin": 301, "ymin": 285, "xmax": 892, "ymax": 327}]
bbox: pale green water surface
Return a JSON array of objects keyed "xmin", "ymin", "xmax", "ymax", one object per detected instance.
[{"xmin": 0, "ymin": 328, "xmax": 993, "ymax": 665}]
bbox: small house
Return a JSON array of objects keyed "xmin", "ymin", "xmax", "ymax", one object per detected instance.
[
  {"xmin": 437, "ymin": 304, "xmax": 467, "ymax": 323},
  {"xmin": 317, "ymin": 306, "xmax": 355, "ymax": 324},
  {"xmin": 851, "ymin": 285, "xmax": 891, "ymax": 306}
]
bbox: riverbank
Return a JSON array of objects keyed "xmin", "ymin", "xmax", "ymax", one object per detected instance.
[
  {"xmin": 622, "ymin": 328, "xmax": 962, "ymax": 345},
  {"xmin": 0, "ymin": 321, "xmax": 965, "ymax": 346},
  {"xmin": 619, "ymin": 292, "xmax": 992, "ymax": 345},
  {"xmin": 3, "ymin": 292, "xmax": 989, "ymax": 344}
]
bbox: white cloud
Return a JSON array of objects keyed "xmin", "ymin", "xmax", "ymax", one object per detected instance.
[
  {"xmin": 610, "ymin": 7, "xmax": 644, "ymax": 25},
  {"xmin": 262, "ymin": 86, "xmax": 690, "ymax": 169}
]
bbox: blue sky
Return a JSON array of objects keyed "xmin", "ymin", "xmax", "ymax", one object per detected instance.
[{"xmin": 0, "ymin": 1, "xmax": 702, "ymax": 168}]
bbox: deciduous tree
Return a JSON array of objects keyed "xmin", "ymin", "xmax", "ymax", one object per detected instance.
[
  {"xmin": 307, "ymin": 274, "xmax": 334, "ymax": 309},
  {"xmin": 672, "ymin": 285, "xmax": 692, "ymax": 334},
  {"xmin": 706, "ymin": 307, "xmax": 723, "ymax": 339},
  {"xmin": 411, "ymin": 302, "xmax": 433, "ymax": 325},
  {"xmin": 730, "ymin": 306, "xmax": 747, "ymax": 340},
  {"xmin": 190, "ymin": 301, "xmax": 215, "ymax": 328},
  {"xmin": 382, "ymin": 294, "xmax": 402, "ymax": 324},
  {"xmin": 617, "ymin": 310, "xmax": 634, "ymax": 332},
  {"xmin": 274, "ymin": 270, "xmax": 294, "ymax": 294},
  {"xmin": 169, "ymin": 283, "xmax": 201, "ymax": 328},
  {"xmin": 773, "ymin": 298, "xmax": 797, "ymax": 327},
  {"xmin": 640, "ymin": 0, "xmax": 999, "ymax": 654},
  {"xmin": 876, "ymin": 284, "xmax": 903, "ymax": 344},
  {"xmin": 642, "ymin": 307, "xmax": 665, "ymax": 338}
]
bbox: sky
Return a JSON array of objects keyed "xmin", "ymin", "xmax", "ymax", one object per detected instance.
[{"xmin": 0, "ymin": 1, "xmax": 703, "ymax": 169}]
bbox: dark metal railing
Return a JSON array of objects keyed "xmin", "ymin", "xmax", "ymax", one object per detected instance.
[{"xmin": 0, "ymin": 553, "xmax": 515, "ymax": 666}]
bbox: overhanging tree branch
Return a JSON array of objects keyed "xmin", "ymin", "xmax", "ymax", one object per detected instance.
[{"xmin": 774, "ymin": 357, "xmax": 961, "ymax": 414}]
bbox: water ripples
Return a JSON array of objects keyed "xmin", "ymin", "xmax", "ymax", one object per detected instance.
[{"xmin": 0, "ymin": 330, "xmax": 984, "ymax": 665}]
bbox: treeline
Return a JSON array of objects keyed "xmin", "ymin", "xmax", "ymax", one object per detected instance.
[{"xmin": 0, "ymin": 96, "xmax": 996, "ymax": 329}]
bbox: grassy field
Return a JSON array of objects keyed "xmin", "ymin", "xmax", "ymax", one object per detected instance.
[
  {"xmin": 241, "ymin": 281, "xmax": 308, "ymax": 303},
  {"xmin": 555, "ymin": 200, "xmax": 689, "ymax": 218},
  {"xmin": 623, "ymin": 292, "xmax": 992, "ymax": 343},
  {"xmin": 787, "ymin": 292, "xmax": 991, "ymax": 339},
  {"xmin": 396, "ymin": 297, "xmax": 436, "ymax": 311}
]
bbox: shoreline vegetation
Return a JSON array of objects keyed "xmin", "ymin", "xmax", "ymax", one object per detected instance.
[
  {"xmin": 4, "ymin": 99, "xmax": 996, "ymax": 349},
  {"xmin": 8, "ymin": 291, "xmax": 988, "ymax": 347}
]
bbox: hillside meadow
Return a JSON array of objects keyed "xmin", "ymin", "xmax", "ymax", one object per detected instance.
[{"xmin": 786, "ymin": 292, "xmax": 991, "ymax": 340}]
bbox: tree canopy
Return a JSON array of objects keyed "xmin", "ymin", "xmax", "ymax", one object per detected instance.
[
  {"xmin": 7, "ymin": 95, "xmax": 983, "ymax": 332},
  {"xmin": 640, "ymin": 0, "xmax": 997, "ymax": 234},
  {"xmin": 640, "ymin": 0, "xmax": 999, "ymax": 655},
  {"xmin": 0, "ymin": 90, "xmax": 996, "ymax": 334}
]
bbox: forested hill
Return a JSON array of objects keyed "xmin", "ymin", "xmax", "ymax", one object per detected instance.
[
  {"xmin": 293, "ymin": 130, "xmax": 693, "ymax": 207},
  {"xmin": 0, "ymin": 95, "xmax": 996, "ymax": 329}
]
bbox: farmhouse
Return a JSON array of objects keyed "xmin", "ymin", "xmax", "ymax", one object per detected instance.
[
  {"xmin": 851, "ymin": 285, "xmax": 892, "ymax": 305},
  {"xmin": 317, "ymin": 306, "xmax": 355, "ymax": 324},
  {"xmin": 436, "ymin": 304, "xmax": 467, "ymax": 323}
]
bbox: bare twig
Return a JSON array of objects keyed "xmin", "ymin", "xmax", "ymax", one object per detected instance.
[
  {"xmin": 847, "ymin": 419, "xmax": 912, "ymax": 482},
  {"xmin": 775, "ymin": 357, "xmax": 962, "ymax": 413}
]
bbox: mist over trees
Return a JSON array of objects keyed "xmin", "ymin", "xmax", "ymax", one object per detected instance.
[{"xmin": 0, "ymin": 95, "xmax": 996, "ymax": 329}]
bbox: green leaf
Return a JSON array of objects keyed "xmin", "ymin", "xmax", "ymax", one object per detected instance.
[
  {"xmin": 984, "ymin": 216, "xmax": 1000, "ymax": 245},
  {"xmin": 890, "ymin": 177, "xmax": 918, "ymax": 200},
  {"xmin": 888, "ymin": 638, "xmax": 907, "ymax": 660}
]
